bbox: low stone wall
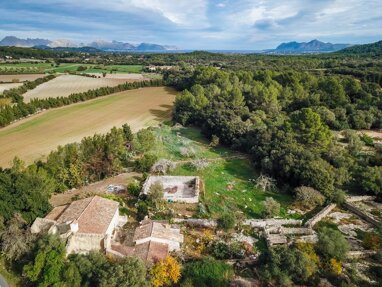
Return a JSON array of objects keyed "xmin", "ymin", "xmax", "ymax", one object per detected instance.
[
  {"xmin": 304, "ymin": 204, "xmax": 336, "ymax": 228},
  {"xmin": 346, "ymin": 196, "xmax": 376, "ymax": 202},
  {"xmin": 295, "ymin": 234, "xmax": 318, "ymax": 244},
  {"xmin": 282, "ymin": 227, "xmax": 314, "ymax": 235},
  {"xmin": 343, "ymin": 201, "xmax": 380, "ymax": 227},
  {"xmin": 174, "ymin": 218, "xmax": 217, "ymax": 228},
  {"xmin": 348, "ymin": 250, "xmax": 377, "ymax": 259},
  {"xmin": 244, "ymin": 219, "xmax": 302, "ymax": 228}
]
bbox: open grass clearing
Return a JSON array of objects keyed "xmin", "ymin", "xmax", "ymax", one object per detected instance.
[
  {"xmin": 22, "ymin": 74, "xmax": 148, "ymax": 102},
  {"xmin": 150, "ymin": 126, "xmax": 295, "ymax": 219},
  {"xmin": 0, "ymin": 86, "xmax": 175, "ymax": 167}
]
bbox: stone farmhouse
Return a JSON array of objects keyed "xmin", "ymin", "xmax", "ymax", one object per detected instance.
[
  {"xmin": 108, "ymin": 220, "xmax": 184, "ymax": 263},
  {"xmin": 142, "ymin": 176, "xmax": 200, "ymax": 203},
  {"xmin": 31, "ymin": 196, "xmax": 125, "ymax": 255}
]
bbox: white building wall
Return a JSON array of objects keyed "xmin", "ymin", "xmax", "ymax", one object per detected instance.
[
  {"xmin": 66, "ymin": 233, "xmax": 104, "ymax": 254},
  {"xmin": 105, "ymin": 209, "xmax": 119, "ymax": 236}
]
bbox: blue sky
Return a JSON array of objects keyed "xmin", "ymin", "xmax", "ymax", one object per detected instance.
[{"xmin": 0, "ymin": 0, "xmax": 381, "ymax": 49}]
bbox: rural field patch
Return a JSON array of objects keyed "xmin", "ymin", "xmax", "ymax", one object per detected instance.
[
  {"xmin": 0, "ymin": 82, "xmax": 23, "ymax": 93},
  {"xmin": 0, "ymin": 74, "xmax": 46, "ymax": 82},
  {"xmin": 0, "ymin": 86, "xmax": 175, "ymax": 167},
  {"xmin": 22, "ymin": 74, "xmax": 148, "ymax": 102}
]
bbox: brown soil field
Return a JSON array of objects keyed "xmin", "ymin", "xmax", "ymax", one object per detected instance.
[
  {"xmin": 23, "ymin": 74, "xmax": 148, "ymax": 102},
  {"xmin": 0, "ymin": 74, "xmax": 46, "ymax": 82},
  {"xmin": 0, "ymin": 82, "xmax": 23, "ymax": 93},
  {"xmin": 0, "ymin": 86, "xmax": 175, "ymax": 167}
]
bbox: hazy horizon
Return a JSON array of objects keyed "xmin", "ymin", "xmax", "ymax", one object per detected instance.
[{"xmin": 1, "ymin": 0, "xmax": 382, "ymax": 50}]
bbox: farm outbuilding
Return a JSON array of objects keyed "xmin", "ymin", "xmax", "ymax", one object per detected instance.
[{"xmin": 142, "ymin": 176, "xmax": 200, "ymax": 203}]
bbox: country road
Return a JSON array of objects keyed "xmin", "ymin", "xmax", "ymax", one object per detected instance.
[{"xmin": 0, "ymin": 274, "xmax": 10, "ymax": 287}]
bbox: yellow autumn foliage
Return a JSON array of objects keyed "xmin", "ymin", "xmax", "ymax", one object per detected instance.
[
  {"xmin": 329, "ymin": 258, "xmax": 342, "ymax": 275},
  {"xmin": 150, "ymin": 256, "xmax": 181, "ymax": 287}
]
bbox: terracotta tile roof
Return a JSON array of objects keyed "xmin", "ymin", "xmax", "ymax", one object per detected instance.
[
  {"xmin": 45, "ymin": 196, "xmax": 119, "ymax": 235},
  {"xmin": 134, "ymin": 241, "xmax": 168, "ymax": 263},
  {"xmin": 133, "ymin": 221, "xmax": 183, "ymax": 243},
  {"xmin": 45, "ymin": 205, "xmax": 69, "ymax": 221}
]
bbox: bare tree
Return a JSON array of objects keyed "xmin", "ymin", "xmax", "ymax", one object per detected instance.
[
  {"xmin": 151, "ymin": 159, "xmax": 177, "ymax": 174},
  {"xmin": 0, "ymin": 214, "xmax": 35, "ymax": 260},
  {"xmin": 255, "ymin": 174, "xmax": 276, "ymax": 192},
  {"xmin": 190, "ymin": 158, "xmax": 210, "ymax": 170},
  {"xmin": 149, "ymin": 181, "xmax": 165, "ymax": 209}
]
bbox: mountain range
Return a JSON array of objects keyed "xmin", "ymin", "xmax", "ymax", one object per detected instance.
[
  {"xmin": 265, "ymin": 39, "xmax": 352, "ymax": 54},
  {"xmin": 0, "ymin": 36, "xmax": 178, "ymax": 52}
]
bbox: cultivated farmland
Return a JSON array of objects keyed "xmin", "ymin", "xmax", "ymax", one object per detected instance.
[
  {"xmin": 23, "ymin": 74, "xmax": 148, "ymax": 102},
  {"xmin": 0, "ymin": 86, "xmax": 175, "ymax": 166},
  {"xmin": 0, "ymin": 82, "xmax": 23, "ymax": 93},
  {"xmin": 0, "ymin": 74, "xmax": 46, "ymax": 82}
]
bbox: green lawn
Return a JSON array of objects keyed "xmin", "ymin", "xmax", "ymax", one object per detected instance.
[{"xmin": 151, "ymin": 126, "xmax": 295, "ymax": 219}]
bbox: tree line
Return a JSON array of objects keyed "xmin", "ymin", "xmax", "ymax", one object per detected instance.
[
  {"xmin": 0, "ymin": 74, "xmax": 55, "ymax": 102},
  {"xmin": 0, "ymin": 78, "xmax": 163, "ymax": 127}
]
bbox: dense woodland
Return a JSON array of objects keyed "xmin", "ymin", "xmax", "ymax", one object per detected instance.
[{"xmin": 167, "ymin": 66, "xmax": 382, "ymax": 202}]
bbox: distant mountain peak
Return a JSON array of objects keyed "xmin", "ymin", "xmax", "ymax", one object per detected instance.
[
  {"xmin": 273, "ymin": 39, "xmax": 352, "ymax": 54},
  {"xmin": 0, "ymin": 36, "xmax": 178, "ymax": 52}
]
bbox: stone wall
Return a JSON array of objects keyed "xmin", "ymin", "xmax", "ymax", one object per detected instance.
[
  {"xmin": 304, "ymin": 204, "xmax": 336, "ymax": 228},
  {"xmin": 346, "ymin": 196, "xmax": 376, "ymax": 202},
  {"xmin": 66, "ymin": 233, "xmax": 104, "ymax": 254},
  {"xmin": 174, "ymin": 218, "xmax": 217, "ymax": 228},
  {"xmin": 244, "ymin": 219, "xmax": 302, "ymax": 228},
  {"xmin": 343, "ymin": 201, "xmax": 380, "ymax": 227}
]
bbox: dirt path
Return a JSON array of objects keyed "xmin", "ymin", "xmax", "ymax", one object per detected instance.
[{"xmin": 50, "ymin": 172, "xmax": 141, "ymax": 207}]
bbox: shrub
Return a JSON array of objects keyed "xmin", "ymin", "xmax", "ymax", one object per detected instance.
[
  {"xmin": 151, "ymin": 159, "xmax": 176, "ymax": 174},
  {"xmin": 135, "ymin": 154, "xmax": 158, "ymax": 172},
  {"xmin": 316, "ymin": 227, "xmax": 350, "ymax": 261},
  {"xmin": 179, "ymin": 146, "xmax": 196, "ymax": 157},
  {"xmin": 182, "ymin": 258, "xmax": 234, "ymax": 287},
  {"xmin": 190, "ymin": 159, "xmax": 210, "ymax": 170},
  {"xmin": 127, "ymin": 181, "xmax": 141, "ymax": 197},
  {"xmin": 360, "ymin": 133, "xmax": 374, "ymax": 146},
  {"xmin": 209, "ymin": 241, "xmax": 245, "ymax": 260},
  {"xmin": 137, "ymin": 201, "xmax": 148, "ymax": 221},
  {"xmin": 261, "ymin": 197, "xmax": 280, "ymax": 218},
  {"xmin": 209, "ymin": 135, "xmax": 220, "ymax": 147},
  {"xmin": 148, "ymin": 181, "xmax": 165, "ymax": 209},
  {"xmin": 363, "ymin": 232, "xmax": 381, "ymax": 250},
  {"xmin": 295, "ymin": 186, "xmax": 325, "ymax": 208},
  {"xmin": 217, "ymin": 213, "xmax": 235, "ymax": 230}
]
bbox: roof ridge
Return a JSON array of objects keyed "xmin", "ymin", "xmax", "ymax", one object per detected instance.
[
  {"xmin": 76, "ymin": 196, "xmax": 96, "ymax": 222},
  {"xmin": 149, "ymin": 221, "xmax": 154, "ymax": 236},
  {"xmin": 146, "ymin": 240, "xmax": 152, "ymax": 261}
]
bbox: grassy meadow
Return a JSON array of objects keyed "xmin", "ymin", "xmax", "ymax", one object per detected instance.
[{"xmin": 151, "ymin": 126, "xmax": 295, "ymax": 219}]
